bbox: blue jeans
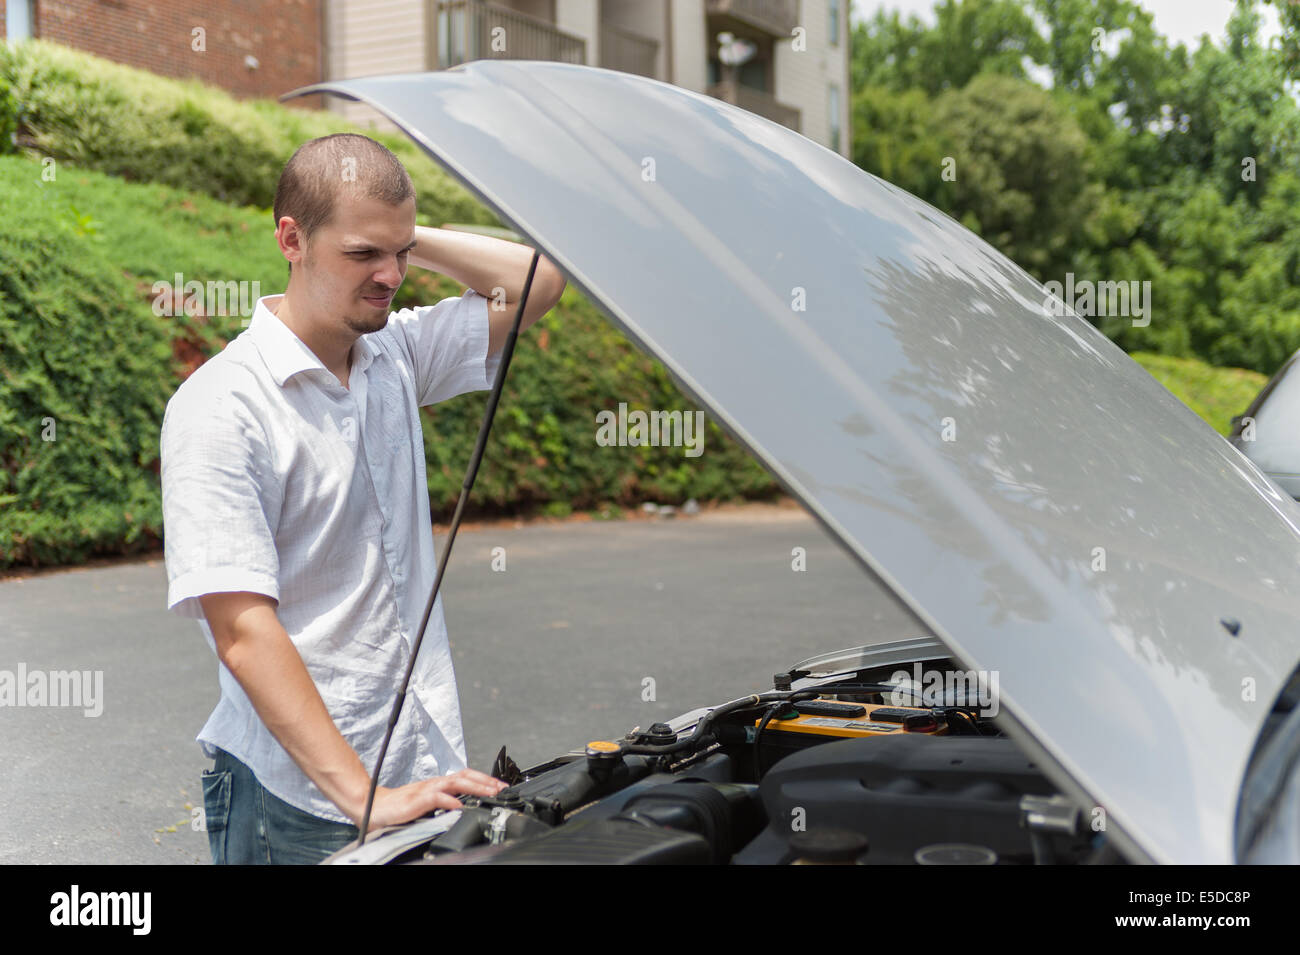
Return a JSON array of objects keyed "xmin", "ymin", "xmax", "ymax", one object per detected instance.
[{"xmin": 200, "ymin": 747, "xmax": 359, "ymax": 865}]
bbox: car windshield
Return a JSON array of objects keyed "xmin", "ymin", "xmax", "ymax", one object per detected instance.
[
  {"xmin": 1233, "ymin": 349, "xmax": 1300, "ymax": 441},
  {"xmin": 1236, "ymin": 669, "xmax": 1300, "ymax": 862}
]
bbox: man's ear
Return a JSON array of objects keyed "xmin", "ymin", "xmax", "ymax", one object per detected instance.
[{"xmin": 276, "ymin": 215, "xmax": 307, "ymax": 270}]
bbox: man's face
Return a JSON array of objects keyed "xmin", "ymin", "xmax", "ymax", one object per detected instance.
[{"xmin": 289, "ymin": 193, "xmax": 418, "ymax": 336}]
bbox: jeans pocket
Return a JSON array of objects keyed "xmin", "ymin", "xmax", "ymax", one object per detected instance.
[{"xmin": 200, "ymin": 768, "xmax": 232, "ymax": 865}]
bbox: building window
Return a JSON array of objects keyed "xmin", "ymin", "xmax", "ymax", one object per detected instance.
[
  {"xmin": 829, "ymin": 84, "xmax": 841, "ymax": 152},
  {"xmin": 829, "ymin": 0, "xmax": 840, "ymax": 47},
  {"xmin": 6, "ymin": 0, "xmax": 35, "ymax": 40}
]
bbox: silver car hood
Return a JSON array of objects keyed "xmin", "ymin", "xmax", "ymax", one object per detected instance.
[{"xmin": 288, "ymin": 61, "xmax": 1300, "ymax": 864}]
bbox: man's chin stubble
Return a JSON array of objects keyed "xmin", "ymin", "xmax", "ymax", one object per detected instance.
[{"xmin": 344, "ymin": 312, "xmax": 390, "ymax": 334}]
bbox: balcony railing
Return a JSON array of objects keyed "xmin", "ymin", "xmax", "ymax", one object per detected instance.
[
  {"xmin": 436, "ymin": 0, "xmax": 586, "ymax": 68},
  {"xmin": 705, "ymin": 0, "xmax": 798, "ymax": 37},
  {"xmin": 707, "ymin": 78, "xmax": 801, "ymax": 132},
  {"xmin": 599, "ymin": 24, "xmax": 660, "ymax": 78}
]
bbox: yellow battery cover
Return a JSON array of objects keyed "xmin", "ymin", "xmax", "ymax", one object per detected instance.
[{"xmin": 756, "ymin": 702, "xmax": 946, "ymax": 739}]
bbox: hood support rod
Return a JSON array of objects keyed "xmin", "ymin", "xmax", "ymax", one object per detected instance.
[{"xmin": 359, "ymin": 249, "xmax": 542, "ymax": 844}]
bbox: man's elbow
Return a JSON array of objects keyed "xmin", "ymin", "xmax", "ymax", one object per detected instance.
[
  {"xmin": 522, "ymin": 273, "xmax": 565, "ymax": 330},
  {"xmin": 540, "ymin": 262, "xmax": 566, "ymax": 306},
  {"xmin": 200, "ymin": 591, "xmax": 282, "ymax": 672}
]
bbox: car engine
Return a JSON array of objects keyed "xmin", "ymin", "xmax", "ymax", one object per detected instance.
[{"xmin": 325, "ymin": 651, "xmax": 1113, "ymax": 865}]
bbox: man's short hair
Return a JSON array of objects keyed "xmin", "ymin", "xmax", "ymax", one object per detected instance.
[{"xmin": 273, "ymin": 133, "xmax": 416, "ymax": 273}]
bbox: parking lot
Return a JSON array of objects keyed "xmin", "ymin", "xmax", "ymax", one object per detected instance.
[{"xmin": 0, "ymin": 504, "xmax": 919, "ymax": 864}]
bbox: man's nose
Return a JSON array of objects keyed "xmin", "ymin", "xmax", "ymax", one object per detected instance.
[{"xmin": 374, "ymin": 256, "xmax": 404, "ymax": 287}]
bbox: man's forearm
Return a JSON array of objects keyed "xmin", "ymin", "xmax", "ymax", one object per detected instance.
[
  {"xmin": 408, "ymin": 225, "xmax": 564, "ymax": 303},
  {"xmin": 219, "ymin": 617, "xmax": 371, "ymax": 824}
]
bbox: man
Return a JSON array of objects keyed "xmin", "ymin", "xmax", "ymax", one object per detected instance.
[{"xmin": 160, "ymin": 133, "xmax": 566, "ymax": 864}]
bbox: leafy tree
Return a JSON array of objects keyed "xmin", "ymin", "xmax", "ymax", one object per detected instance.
[
  {"xmin": 851, "ymin": 83, "xmax": 957, "ymax": 209},
  {"xmin": 851, "ymin": 0, "xmax": 1045, "ymax": 96},
  {"xmin": 1262, "ymin": 0, "xmax": 1300, "ymax": 79},
  {"xmin": 932, "ymin": 73, "xmax": 1097, "ymax": 278},
  {"xmin": 849, "ymin": 0, "xmax": 1300, "ymax": 373},
  {"xmin": 1158, "ymin": 0, "xmax": 1300, "ymax": 203}
]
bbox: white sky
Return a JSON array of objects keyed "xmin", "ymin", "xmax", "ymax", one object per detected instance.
[{"xmin": 851, "ymin": 0, "xmax": 1282, "ymax": 52}]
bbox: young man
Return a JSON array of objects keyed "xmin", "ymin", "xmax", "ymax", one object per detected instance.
[{"xmin": 160, "ymin": 133, "xmax": 566, "ymax": 864}]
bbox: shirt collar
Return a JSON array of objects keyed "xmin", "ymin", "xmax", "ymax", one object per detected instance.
[{"xmin": 246, "ymin": 294, "xmax": 377, "ymax": 387}]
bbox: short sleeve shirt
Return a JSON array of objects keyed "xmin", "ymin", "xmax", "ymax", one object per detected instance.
[{"xmin": 160, "ymin": 290, "xmax": 501, "ymax": 823}]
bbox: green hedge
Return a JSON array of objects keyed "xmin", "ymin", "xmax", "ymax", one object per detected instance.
[
  {"xmin": 0, "ymin": 149, "xmax": 776, "ymax": 569},
  {"xmin": 0, "ymin": 69, "xmax": 16, "ymax": 155},
  {"xmin": 1130, "ymin": 351, "xmax": 1268, "ymax": 437},
  {"xmin": 416, "ymin": 284, "xmax": 778, "ymax": 514},
  {"xmin": 0, "ymin": 208, "xmax": 173, "ymax": 566},
  {"xmin": 0, "ymin": 39, "xmax": 495, "ymax": 227}
]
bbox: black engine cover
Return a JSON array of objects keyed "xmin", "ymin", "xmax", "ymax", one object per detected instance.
[{"xmin": 735, "ymin": 734, "xmax": 1058, "ymax": 864}]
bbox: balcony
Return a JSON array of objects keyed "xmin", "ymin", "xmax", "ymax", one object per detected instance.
[
  {"xmin": 705, "ymin": 0, "xmax": 799, "ymax": 37},
  {"xmin": 436, "ymin": 0, "xmax": 586, "ymax": 68},
  {"xmin": 707, "ymin": 78, "xmax": 801, "ymax": 132},
  {"xmin": 599, "ymin": 24, "xmax": 660, "ymax": 78}
]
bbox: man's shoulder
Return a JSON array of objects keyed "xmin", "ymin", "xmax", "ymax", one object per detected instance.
[
  {"xmin": 163, "ymin": 337, "xmax": 267, "ymax": 428},
  {"xmin": 378, "ymin": 292, "xmax": 489, "ymax": 365},
  {"xmin": 385, "ymin": 291, "xmax": 486, "ymax": 333}
]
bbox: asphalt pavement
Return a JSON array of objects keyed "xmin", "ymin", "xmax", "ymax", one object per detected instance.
[{"xmin": 0, "ymin": 503, "xmax": 922, "ymax": 864}]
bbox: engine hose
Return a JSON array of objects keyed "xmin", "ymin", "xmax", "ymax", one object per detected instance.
[
  {"xmin": 753, "ymin": 702, "xmax": 789, "ymax": 780},
  {"xmin": 619, "ymin": 690, "xmax": 818, "ymax": 756}
]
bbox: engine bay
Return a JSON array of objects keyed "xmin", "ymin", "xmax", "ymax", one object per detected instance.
[{"xmin": 326, "ymin": 652, "xmax": 1115, "ymax": 865}]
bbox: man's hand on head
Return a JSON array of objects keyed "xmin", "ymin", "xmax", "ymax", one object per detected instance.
[{"xmin": 407, "ymin": 225, "xmax": 566, "ymax": 356}]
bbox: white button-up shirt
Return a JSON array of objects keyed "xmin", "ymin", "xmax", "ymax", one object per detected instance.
[{"xmin": 160, "ymin": 290, "xmax": 500, "ymax": 823}]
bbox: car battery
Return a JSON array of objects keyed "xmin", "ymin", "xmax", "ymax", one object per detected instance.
[{"xmin": 754, "ymin": 700, "xmax": 947, "ymax": 769}]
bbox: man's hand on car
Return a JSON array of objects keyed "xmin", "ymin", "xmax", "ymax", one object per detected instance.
[{"xmin": 358, "ymin": 769, "xmax": 508, "ymax": 831}]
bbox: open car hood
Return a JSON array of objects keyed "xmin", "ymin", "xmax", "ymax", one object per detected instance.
[{"xmin": 288, "ymin": 61, "xmax": 1300, "ymax": 864}]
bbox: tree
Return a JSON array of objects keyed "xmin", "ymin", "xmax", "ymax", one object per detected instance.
[
  {"xmin": 851, "ymin": 0, "xmax": 1046, "ymax": 96},
  {"xmin": 932, "ymin": 73, "xmax": 1097, "ymax": 278},
  {"xmin": 1159, "ymin": 0, "xmax": 1300, "ymax": 204},
  {"xmin": 851, "ymin": 84, "xmax": 957, "ymax": 210}
]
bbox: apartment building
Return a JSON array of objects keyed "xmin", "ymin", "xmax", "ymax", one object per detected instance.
[
  {"xmin": 2, "ymin": 0, "xmax": 849, "ymax": 155},
  {"xmin": 327, "ymin": 0, "xmax": 850, "ymax": 155}
]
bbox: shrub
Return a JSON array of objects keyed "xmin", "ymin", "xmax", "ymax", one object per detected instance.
[
  {"xmin": 0, "ymin": 211, "xmax": 172, "ymax": 566},
  {"xmin": 0, "ymin": 152, "xmax": 779, "ymax": 568},
  {"xmin": 0, "ymin": 70, "xmax": 16, "ymax": 155},
  {"xmin": 0, "ymin": 39, "xmax": 495, "ymax": 227}
]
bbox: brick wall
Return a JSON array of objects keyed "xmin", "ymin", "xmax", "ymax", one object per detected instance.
[{"xmin": 24, "ymin": 0, "xmax": 325, "ymax": 106}]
